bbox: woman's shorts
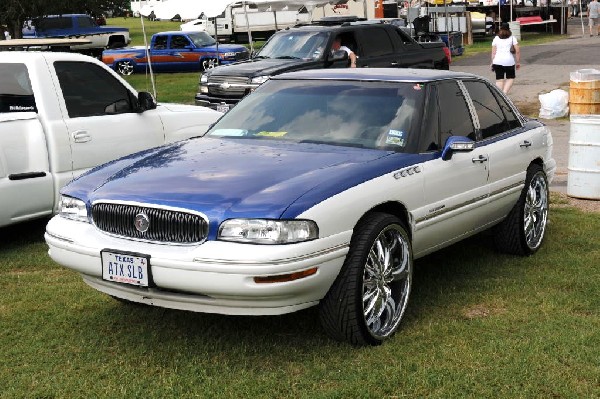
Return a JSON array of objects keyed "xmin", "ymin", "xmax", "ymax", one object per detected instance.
[{"xmin": 493, "ymin": 64, "xmax": 516, "ymax": 80}]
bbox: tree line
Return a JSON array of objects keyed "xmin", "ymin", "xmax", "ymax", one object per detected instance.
[{"xmin": 0, "ymin": 0, "xmax": 130, "ymax": 39}]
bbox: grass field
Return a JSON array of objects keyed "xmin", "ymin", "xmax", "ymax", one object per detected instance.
[{"xmin": 1, "ymin": 198, "xmax": 598, "ymax": 398}]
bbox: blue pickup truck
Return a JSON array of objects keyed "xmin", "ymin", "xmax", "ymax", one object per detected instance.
[
  {"xmin": 23, "ymin": 14, "xmax": 130, "ymax": 57},
  {"xmin": 102, "ymin": 31, "xmax": 250, "ymax": 75}
]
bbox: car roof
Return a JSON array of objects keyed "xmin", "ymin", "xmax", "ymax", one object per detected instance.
[{"xmin": 271, "ymin": 68, "xmax": 479, "ymax": 84}]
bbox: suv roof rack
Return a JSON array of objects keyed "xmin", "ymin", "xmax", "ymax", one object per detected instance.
[{"xmin": 309, "ymin": 16, "xmax": 367, "ymax": 26}]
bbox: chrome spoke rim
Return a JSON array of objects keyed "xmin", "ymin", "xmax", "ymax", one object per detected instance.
[
  {"xmin": 362, "ymin": 224, "xmax": 411, "ymax": 339},
  {"xmin": 524, "ymin": 173, "xmax": 548, "ymax": 249}
]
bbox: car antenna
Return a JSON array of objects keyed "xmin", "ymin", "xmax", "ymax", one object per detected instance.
[{"xmin": 139, "ymin": 14, "xmax": 157, "ymax": 100}]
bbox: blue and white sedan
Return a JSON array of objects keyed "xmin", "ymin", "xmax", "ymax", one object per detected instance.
[{"xmin": 45, "ymin": 69, "xmax": 556, "ymax": 346}]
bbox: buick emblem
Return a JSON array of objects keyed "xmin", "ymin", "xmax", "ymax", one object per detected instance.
[{"xmin": 134, "ymin": 213, "xmax": 150, "ymax": 233}]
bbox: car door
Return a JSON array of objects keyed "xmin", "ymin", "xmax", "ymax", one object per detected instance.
[
  {"xmin": 53, "ymin": 61, "xmax": 164, "ymax": 177},
  {"xmin": 412, "ymin": 80, "xmax": 490, "ymax": 257},
  {"xmin": 355, "ymin": 27, "xmax": 398, "ymax": 67},
  {"xmin": 166, "ymin": 34, "xmax": 197, "ymax": 72},
  {"xmin": 462, "ymin": 79, "xmax": 531, "ymax": 220},
  {"xmin": 0, "ymin": 63, "xmax": 54, "ymax": 226}
]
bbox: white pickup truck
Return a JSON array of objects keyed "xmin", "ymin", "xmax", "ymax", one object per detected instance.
[{"xmin": 0, "ymin": 51, "xmax": 221, "ymax": 228}]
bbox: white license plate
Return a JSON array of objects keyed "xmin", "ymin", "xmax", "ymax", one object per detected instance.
[
  {"xmin": 216, "ymin": 103, "xmax": 230, "ymax": 113},
  {"xmin": 101, "ymin": 250, "xmax": 150, "ymax": 287}
]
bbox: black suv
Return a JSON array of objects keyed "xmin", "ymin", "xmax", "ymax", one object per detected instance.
[{"xmin": 195, "ymin": 17, "xmax": 450, "ymax": 111}]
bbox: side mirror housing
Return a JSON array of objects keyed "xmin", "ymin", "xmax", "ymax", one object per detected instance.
[
  {"xmin": 441, "ymin": 136, "xmax": 475, "ymax": 161},
  {"xmin": 329, "ymin": 49, "xmax": 348, "ymax": 62},
  {"xmin": 137, "ymin": 91, "xmax": 157, "ymax": 113}
]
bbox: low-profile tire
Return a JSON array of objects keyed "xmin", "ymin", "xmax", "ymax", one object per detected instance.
[
  {"xmin": 494, "ymin": 164, "xmax": 549, "ymax": 256},
  {"xmin": 319, "ymin": 212, "xmax": 413, "ymax": 346},
  {"xmin": 116, "ymin": 61, "xmax": 134, "ymax": 76}
]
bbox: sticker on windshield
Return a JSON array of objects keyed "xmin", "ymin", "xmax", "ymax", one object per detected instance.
[
  {"xmin": 256, "ymin": 131, "xmax": 288, "ymax": 137},
  {"xmin": 385, "ymin": 130, "xmax": 406, "ymax": 147},
  {"xmin": 210, "ymin": 129, "xmax": 248, "ymax": 137}
]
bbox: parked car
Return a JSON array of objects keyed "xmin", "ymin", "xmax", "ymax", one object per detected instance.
[
  {"xmin": 196, "ymin": 17, "xmax": 450, "ymax": 111},
  {"xmin": 22, "ymin": 14, "xmax": 129, "ymax": 57},
  {"xmin": 46, "ymin": 68, "xmax": 556, "ymax": 346},
  {"xmin": 0, "ymin": 51, "xmax": 221, "ymax": 228},
  {"xmin": 102, "ymin": 31, "xmax": 250, "ymax": 75}
]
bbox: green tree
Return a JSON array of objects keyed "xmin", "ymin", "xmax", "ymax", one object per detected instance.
[{"xmin": 0, "ymin": 0, "xmax": 130, "ymax": 39}]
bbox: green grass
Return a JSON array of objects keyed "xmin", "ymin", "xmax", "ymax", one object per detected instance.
[
  {"xmin": 463, "ymin": 32, "xmax": 564, "ymax": 56},
  {"xmin": 1, "ymin": 201, "xmax": 599, "ymax": 398}
]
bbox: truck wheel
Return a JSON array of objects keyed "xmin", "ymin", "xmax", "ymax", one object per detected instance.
[
  {"xmin": 494, "ymin": 164, "xmax": 549, "ymax": 256},
  {"xmin": 116, "ymin": 61, "xmax": 134, "ymax": 76},
  {"xmin": 319, "ymin": 212, "xmax": 413, "ymax": 346},
  {"xmin": 201, "ymin": 58, "xmax": 218, "ymax": 71}
]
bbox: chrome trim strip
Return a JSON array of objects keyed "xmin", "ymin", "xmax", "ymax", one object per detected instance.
[
  {"xmin": 193, "ymin": 243, "xmax": 349, "ymax": 265},
  {"xmin": 416, "ymin": 181, "xmax": 525, "ymax": 224}
]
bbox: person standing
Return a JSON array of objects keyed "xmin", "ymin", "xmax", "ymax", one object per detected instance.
[
  {"xmin": 589, "ymin": 0, "xmax": 600, "ymax": 37},
  {"xmin": 491, "ymin": 23, "xmax": 520, "ymax": 95}
]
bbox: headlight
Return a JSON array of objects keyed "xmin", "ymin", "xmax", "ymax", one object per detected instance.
[
  {"xmin": 58, "ymin": 196, "xmax": 88, "ymax": 222},
  {"xmin": 220, "ymin": 52, "xmax": 236, "ymax": 58},
  {"xmin": 199, "ymin": 74, "xmax": 208, "ymax": 93},
  {"xmin": 250, "ymin": 76, "xmax": 269, "ymax": 85},
  {"xmin": 218, "ymin": 219, "xmax": 318, "ymax": 244}
]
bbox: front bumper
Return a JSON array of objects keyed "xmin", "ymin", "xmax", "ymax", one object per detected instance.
[{"xmin": 45, "ymin": 216, "xmax": 350, "ymax": 315}]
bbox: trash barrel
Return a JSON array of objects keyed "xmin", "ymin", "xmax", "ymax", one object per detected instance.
[{"xmin": 568, "ymin": 69, "xmax": 600, "ymax": 200}]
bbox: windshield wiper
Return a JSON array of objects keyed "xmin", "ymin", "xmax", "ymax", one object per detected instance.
[
  {"xmin": 275, "ymin": 55, "xmax": 301, "ymax": 59},
  {"xmin": 252, "ymin": 55, "xmax": 270, "ymax": 59},
  {"xmin": 299, "ymin": 139, "xmax": 365, "ymax": 148}
]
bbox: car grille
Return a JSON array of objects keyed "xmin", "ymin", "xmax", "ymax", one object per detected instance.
[
  {"xmin": 92, "ymin": 203, "xmax": 208, "ymax": 244},
  {"xmin": 208, "ymin": 75, "xmax": 249, "ymax": 97}
]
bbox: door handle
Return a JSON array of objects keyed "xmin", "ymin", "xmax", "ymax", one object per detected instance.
[
  {"xmin": 520, "ymin": 140, "xmax": 532, "ymax": 148},
  {"xmin": 72, "ymin": 130, "xmax": 91, "ymax": 143},
  {"xmin": 472, "ymin": 155, "xmax": 488, "ymax": 163}
]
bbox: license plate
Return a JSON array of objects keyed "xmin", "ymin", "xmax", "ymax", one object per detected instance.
[
  {"xmin": 216, "ymin": 103, "xmax": 230, "ymax": 113},
  {"xmin": 101, "ymin": 250, "xmax": 150, "ymax": 287}
]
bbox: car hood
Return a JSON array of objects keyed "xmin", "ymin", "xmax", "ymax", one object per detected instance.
[
  {"xmin": 209, "ymin": 58, "xmax": 317, "ymax": 77},
  {"xmin": 64, "ymin": 138, "xmax": 426, "ymax": 239}
]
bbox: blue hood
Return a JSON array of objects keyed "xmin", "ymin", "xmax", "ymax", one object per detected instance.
[{"xmin": 63, "ymin": 138, "xmax": 429, "ymax": 239}]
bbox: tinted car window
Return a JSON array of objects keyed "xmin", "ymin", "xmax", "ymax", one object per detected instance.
[
  {"xmin": 463, "ymin": 80, "xmax": 508, "ymax": 139},
  {"xmin": 154, "ymin": 35, "xmax": 168, "ymax": 49},
  {"xmin": 493, "ymin": 90, "xmax": 521, "ymax": 130},
  {"xmin": 418, "ymin": 84, "xmax": 439, "ymax": 152},
  {"xmin": 437, "ymin": 81, "xmax": 475, "ymax": 142},
  {"xmin": 0, "ymin": 64, "xmax": 37, "ymax": 113},
  {"xmin": 39, "ymin": 17, "xmax": 72, "ymax": 30},
  {"xmin": 171, "ymin": 35, "xmax": 190, "ymax": 49},
  {"xmin": 55, "ymin": 61, "xmax": 134, "ymax": 118},
  {"xmin": 361, "ymin": 28, "xmax": 395, "ymax": 57},
  {"xmin": 76, "ymin": 16, "xmax": 95, "ymax": 28},
  {"xmin": 208, "ymin": 80, "xmax": 425, "ymax": 153}
]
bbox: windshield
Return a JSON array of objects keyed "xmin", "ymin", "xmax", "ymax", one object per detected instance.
[
  {"xmin": 256, "ymin": 31, "xmax": 330, "ymax": 60},
  {"xmin": 207, "ymin": 80, "xmax": 426, "ymax": 153},
  {"xmin": 188, "ymin": 31, "xmax": 217, "ymax": 47}
]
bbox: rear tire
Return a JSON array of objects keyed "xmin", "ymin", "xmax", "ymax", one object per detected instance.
[
  {"xmin": 319, "ymin": 212, "xmax": 413, "ymax": 346},
  {"xmin": 494, "ymin": 164, "xmax": 549, "ymax": 255}
]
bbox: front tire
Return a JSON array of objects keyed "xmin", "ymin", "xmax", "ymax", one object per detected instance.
[
  {"xmin": 494, "ymin": 164, "xmax": 549, "ymax": 255},
  {"xmin": 116, "ymin": 61, "xmax": 134, "ymax": 76},
  {"xmin": 319, "ymin": 213, "xmax": 413, "ymax": 346}
]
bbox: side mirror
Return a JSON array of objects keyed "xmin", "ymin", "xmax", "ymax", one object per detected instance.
[
  {"xmin": 137, "ymin": 91, "xmax": 157, "ymax": 112},
  {"xmin": 441, "ymin": 136, "xmax": 475, "ymax": 161},
  {"xmin": 329, "ymin": 49, "xmax": 348, "ymax": 62}
]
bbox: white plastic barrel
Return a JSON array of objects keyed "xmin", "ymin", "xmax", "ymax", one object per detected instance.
[
  {"xmin": 509, "ymin": 21, "xmax": 521, "ymax": 41},
  {"xmin": 567, "ymin": 115, "xmax": 600, "ymax": 200}
]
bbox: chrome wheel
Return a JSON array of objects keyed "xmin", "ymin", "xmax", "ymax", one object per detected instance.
[
  {"xmin": 319, "ymin": 213, "xmax": 412, "ymax": 345},
  {"xmin": 363, "ymin": 224, "xmax": 411, "ymax": 340},
  {"xmin": 524, "ymin": 172, "xmax": 548, "ymax": 250},
  {"xmin": 116, "ymin": 61, "xmax": 134, "ymax": 76},
  {"xmin": 201, "ymin": 58, "xmax": 217, "ymax": 71}
]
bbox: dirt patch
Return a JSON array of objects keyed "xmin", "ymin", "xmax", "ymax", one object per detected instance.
[
  {"xmin": 551, "ymin": 192, "xmax": 600, "ymax": 213},
  {"xmin": 463, "ymin": 304, "xmax": 507, "ymax": 319}
]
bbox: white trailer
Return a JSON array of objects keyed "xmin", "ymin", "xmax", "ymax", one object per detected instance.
[{"xmin": 181, "ymin": 3, "xmax": 310, "ymax": 42}]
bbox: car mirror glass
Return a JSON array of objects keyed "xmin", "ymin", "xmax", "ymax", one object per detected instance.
[
  {"xmin": 137, "ymin": 91, "xmax": 157, "ymax": 112},
  {"xmin": 329, "ymin": 50, "xmax": 348, "ymax": 62}
]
